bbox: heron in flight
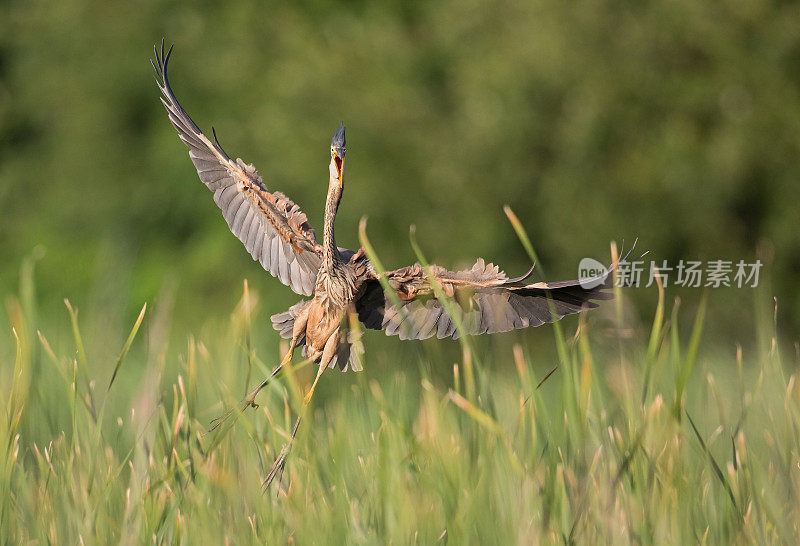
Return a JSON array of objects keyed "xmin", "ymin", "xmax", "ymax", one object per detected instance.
[{"xmin": 153, "ymin": 41, "xmax": 619, "ymax": 487}]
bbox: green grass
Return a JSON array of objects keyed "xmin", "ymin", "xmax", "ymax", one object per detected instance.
[{"xmin": 2, "ymin": 265, "xmax": 799, "ymax": 544}]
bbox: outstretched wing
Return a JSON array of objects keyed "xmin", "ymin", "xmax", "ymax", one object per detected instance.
[
  {"xmin": 356, "ymin": 258, "xmax": 615, "ymax": 340},
  {"xmin": 153, "ymin": 41, "xmax": 322, "ymax": 296}
]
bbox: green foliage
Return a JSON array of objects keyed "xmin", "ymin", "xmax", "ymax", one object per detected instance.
[
  {"xmin": 1, "ymin": 0, "xmax": 799, "ymax": 338},
  {"xmin": 2, "ymin": 265, "xmax": 800, "ymax": 543}
]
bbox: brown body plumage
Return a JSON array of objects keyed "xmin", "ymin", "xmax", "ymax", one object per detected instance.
[{"xmin": 153, "ymin": 41, "xmax": 620, "ymax": 486}]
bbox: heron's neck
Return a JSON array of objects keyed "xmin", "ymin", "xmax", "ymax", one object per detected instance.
[{"xmin": 322, "ymin": 182, "xmax": 342, "ymax": 271}]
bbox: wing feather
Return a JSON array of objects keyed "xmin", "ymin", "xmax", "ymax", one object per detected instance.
[
  {"xmin": 153, "ymin": 41, "xmax": 321, "ymax": 296},
  {"xmin": 356, "ymin": 258, "xmax": 616, "ymax": 340}
]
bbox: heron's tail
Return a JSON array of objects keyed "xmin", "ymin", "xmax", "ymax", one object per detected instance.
[{"xmin": 270, "ymin": 300, "xmax": 311, "ymax": 341}]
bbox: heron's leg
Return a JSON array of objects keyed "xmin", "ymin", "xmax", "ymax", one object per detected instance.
[
  {"xmin": 302, "ymin": 331, "xmax": 337, "ymax": 406},
  {"xmin": 210, "ymin": 352, "xmax": 292, "ymax": 432},
  {"xmin": 264, "ymin": 332, "xmax": 337, "ymax": 491},
  {"xmin": 243, "ymin": 348, "xmax": 292, "ymax": 409},
  {"xmin": 264, "ymin": 413, "xmax": 302, "ymax": 490},
  {"xmin": 210, "ymin": 310, "xmax": 309, "ymax": 431},
  {"xmin": 303, "ymin": 359, "xmax": 329, "ymax": 405},
  {"xmin": 244, "ymin": 308, "xmax": 309, "ymax": 410}
]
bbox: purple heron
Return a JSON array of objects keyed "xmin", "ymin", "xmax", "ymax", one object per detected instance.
[{"xmin": 153, "ymin": 41, "xmax": 621, "ymax": 487}]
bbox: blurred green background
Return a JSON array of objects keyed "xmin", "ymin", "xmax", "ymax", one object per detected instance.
[{"xmin": 1, "ymin": 0, "xmax": 799, "ymax": 348}]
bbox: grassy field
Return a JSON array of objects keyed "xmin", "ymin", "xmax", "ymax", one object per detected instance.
[
  {"xmin": 2, "ymin": 257, "xmax": 798, "ymax": 545},
  {"xmin": 3, "ymin": 1, "xmax": 798, "ymax": 543}
]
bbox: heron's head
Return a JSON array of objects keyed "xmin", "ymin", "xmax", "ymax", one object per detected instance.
[{"xmin": 330, "ymin": 123, "xmax": 346, "ymax": 187}]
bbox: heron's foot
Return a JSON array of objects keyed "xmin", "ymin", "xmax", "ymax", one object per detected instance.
[
  {"xmin": 209, "ymin": 394, "xmax": 258, "ymax": 432},
  {"xmin": 263, "ymin": 442, "xmax": 292, "ymax": 491},
  {"xmin": 209, "ymin": 406, "xmax": 237, "ymax": 432}
]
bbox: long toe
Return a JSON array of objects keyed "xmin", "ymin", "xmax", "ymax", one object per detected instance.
[
  {"xmin": 209, "ymin": 408, "xmax": 235, "ymax": 432},
  {"xmin": 263, "ymin": 444, "xmax": 292, "ymax": 490}
]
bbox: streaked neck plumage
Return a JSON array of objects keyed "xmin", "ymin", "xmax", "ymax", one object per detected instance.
[
  {"xmin": 322, "ymin": 158, "xmax": 343, "ymax": 274},
  {"xmin": 317, "ymin": 157, "xmax": 357, "ymax": 308}
]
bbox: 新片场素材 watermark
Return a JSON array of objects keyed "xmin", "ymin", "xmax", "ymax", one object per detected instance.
[{"xmin": 578, "ymin": 258, "xmax": 762, "ymax": 289}]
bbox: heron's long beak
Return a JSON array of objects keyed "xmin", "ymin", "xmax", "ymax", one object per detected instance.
[
  {"xmin": 331, "ymin": 124, "xmax": 346, "ymax": 187},
  {"xmin": 333, "ymin": 148, "xmax": 345, "ymax": 186}
]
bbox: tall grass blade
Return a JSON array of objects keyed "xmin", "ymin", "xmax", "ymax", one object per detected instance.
[
  {"xmin": 108, "ymin": 303, "xmax": 147, "ymax": 391},
  {"xmin": 357, "ymin": 217, "xmax": 410, "ymax": 336},
  {"xmin": 503, "ymin": 205, "xmax": 543, "ymax": 278},
  {"xmin": 407, "ymin": 225, "xmax": 481, "ymax": 370},
  {"xmin": 502, "ymin": 206, "xmax": 581, "ymax": 439},
  {"xmin": 64, "ymin": 299, "xmax": 88, "ymax": 376},
  {"xmin": 673, "ymin": 293, "xmax": 707, "ymax": 420},
  {"xmin": 685, "ymin": 410, "xmax": 739, "ymax": 514},
  {"xmin": 642, "ymin": 270, "xmax": 665, "ymax": 403}
]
